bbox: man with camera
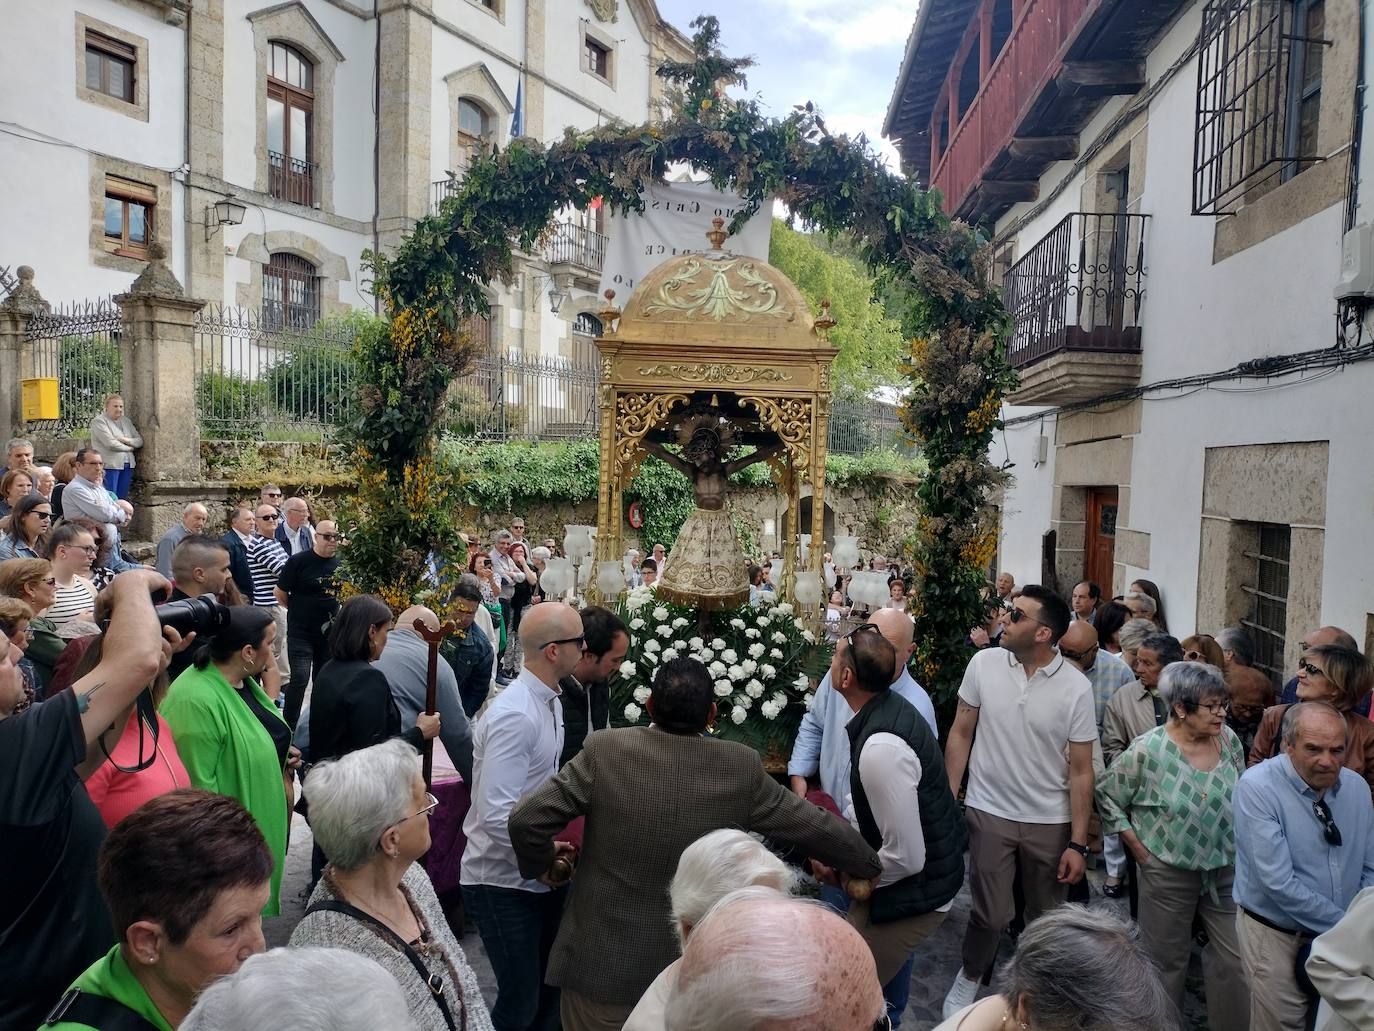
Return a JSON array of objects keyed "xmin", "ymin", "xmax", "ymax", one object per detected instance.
[
  {"xmin": 0, "ymin": 567, "xmax": 188, "ymax": 1029},
  {"xmin": 166, "ymin": 536, "xmax": 234, "ymax": 682}
]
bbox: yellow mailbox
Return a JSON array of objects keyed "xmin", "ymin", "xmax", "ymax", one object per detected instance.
[{"xmin": 22, "ymin": 378, "xmax": 59, "ymax": 421}]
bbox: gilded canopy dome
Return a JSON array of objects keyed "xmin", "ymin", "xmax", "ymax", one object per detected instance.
[{"xmin": 604, "ymin": 219, "xmax": 830, "ymax": 352}]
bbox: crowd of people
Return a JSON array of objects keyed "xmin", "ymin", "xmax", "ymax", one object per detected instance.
[{"xmin": 2, "ymin": 419, "xmax": 1373, "ymax": 1030}]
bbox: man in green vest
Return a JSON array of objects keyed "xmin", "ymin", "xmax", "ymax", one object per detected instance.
[{"xmin": 814, "ymin": 622, "xmax": 967, "ymax": 1004}]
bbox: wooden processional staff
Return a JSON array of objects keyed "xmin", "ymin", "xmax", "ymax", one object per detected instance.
[{"xmin": 412, "ymin": 616, "xmax": 458, "ymax": 788}]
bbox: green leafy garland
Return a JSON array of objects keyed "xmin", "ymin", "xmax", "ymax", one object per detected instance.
[{"xmin": 352, "ymin": 15, "xmax": 1015, "ymax": 709}]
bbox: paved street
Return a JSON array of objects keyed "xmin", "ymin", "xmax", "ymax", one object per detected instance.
[{"xmin": 265, "ymin": 816, "xmax": 1205, "ymax": 1030}]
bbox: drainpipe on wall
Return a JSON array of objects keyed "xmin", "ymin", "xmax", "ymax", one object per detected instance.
[
  {"xmin": 372, "ymin": 0, "xmax": 381, "ymax": 311},
  {"xmin": 182, "ymin": 6, "xmax": 194, "ymax": 293}
]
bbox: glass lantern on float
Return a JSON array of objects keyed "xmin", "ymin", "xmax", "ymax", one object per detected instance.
[
  {"xmin": 596, "ymin": 560, "xmax": 625, "ymax": 600},
  {"xmin": 793, "ymin": 570, "xmax": 822, "ymax": 610},
  {"xmin": 799, "ymin": 533, "xmax": 811, "ymax": 565},
  {"xmin": 540, "ymin": 557, "xmax": 575, "ymax": 600},
  {"xmin": 831, "ymin": 535, "xmax": 860, "ymax": 570},
  {"xmin": 563, "ymin": 525, "xmax": 595, "ymax": 564}
]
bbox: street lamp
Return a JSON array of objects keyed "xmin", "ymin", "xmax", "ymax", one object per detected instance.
[{"xmin": 204, "ymin": 197, "xmax": 246, "ymax": 241}]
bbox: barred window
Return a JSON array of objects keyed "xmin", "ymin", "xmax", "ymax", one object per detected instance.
[
  {"xmin": 1193, "ymin": 0, "xmax": 1330, "ymax": 215},
  {"xmin": 1240, "ymin": 522, "xmax": 1291, "ymax": 690},
  {"xmin": 264, "ymin": 253, "xmax": 320, "ymax": 329}
]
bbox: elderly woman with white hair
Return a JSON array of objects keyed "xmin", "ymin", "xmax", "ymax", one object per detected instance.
[
  {"xmin": 1096, "ymin": 662, "xmax": 1248, "ymax": 1030},
  {"xmin": 934, "ymin": 905, "xmax": 1179, "ymax": 1030},
  {"xmin": 289, "ymin": 739, "xmax": 492, "ymax": 1031},
  {"xmin": 623, "ymin": 829, "xmax": 795, "ymax": 1031},
  {"xmin": 183, "ymin": 947, "xmax": 416, "ymax": 1031}
]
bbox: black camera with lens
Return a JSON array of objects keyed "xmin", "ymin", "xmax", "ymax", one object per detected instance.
[{"xmin": 157, "ymin": 596, "xmax": 231, "ymax": 638}]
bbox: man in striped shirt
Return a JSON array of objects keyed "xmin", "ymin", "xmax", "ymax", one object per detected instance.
[
  {"xmin": 44, "ymin": 523, "xmax": 98, "ymax": 631},
  {"xmin": 248, "ymin": 504, "xmax": 291, "ymax": 678}
]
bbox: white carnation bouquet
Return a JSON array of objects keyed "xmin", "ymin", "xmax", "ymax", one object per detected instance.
[{"xmin": 609, "ymin": 583, "xmax": 830, "ymax": 763}]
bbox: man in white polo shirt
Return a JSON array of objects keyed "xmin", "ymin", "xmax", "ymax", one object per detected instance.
[{"xmin": 941, "ymin": 584, "xmax": 1096, "ymax": 1018}]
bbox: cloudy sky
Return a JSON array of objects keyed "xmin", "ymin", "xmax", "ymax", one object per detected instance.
[{"xmin": 652, "ymin": 0, "xmax": 914, "ymax": 171}]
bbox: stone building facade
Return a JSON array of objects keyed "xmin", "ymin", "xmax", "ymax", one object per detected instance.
[
  {"xmin": 887, "ymin": 0, "xmax": 1374, "ymax": 680},
  {"xmin": 3, "ymin": 0, "xmax": 690, "ymax": 359}
]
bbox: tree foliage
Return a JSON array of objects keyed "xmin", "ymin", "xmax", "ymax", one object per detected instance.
[
  {"xmin": 347, "ymin": 17, "xmax": 1017, "ymax": 710},
  {"xmin": 768, "ymin": 220, "xmax": 906, "ymax": 393}
]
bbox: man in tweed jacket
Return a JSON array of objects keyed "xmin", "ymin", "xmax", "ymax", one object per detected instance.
[{"xmin": 510, "ymin": 656, "xmax": 882, "ymax": 1030}]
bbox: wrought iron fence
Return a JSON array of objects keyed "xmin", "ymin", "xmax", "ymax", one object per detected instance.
[
  {"xmin": 445, "ymin": 348, "xmax": 600, "ymax": 441},
  {"xmin": 268, "ymin": 150, "xmax": 317, "ymax": 206},
  {"xmin": 544, "ymin": 221, "xmax": 608, "ymax": 273},
  {"xmin": 827, "ymin": 398, "xmax": 909, "ymax": 456},
  {"xmin": 25, "ymin": 298, "xmax": 124, "ymax": 435},
  {"xmin": 1003, "ymin": 211, "xmax": 1149, "ymax": 369},
  {"xmin": 194, "ymin": 304, "xmax": 355, "ymax": 441}
]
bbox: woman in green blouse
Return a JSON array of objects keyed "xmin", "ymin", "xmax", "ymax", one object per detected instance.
[
  {"xmin": 1097, "ymin": 660, "xmax": 1249, "ymax": 1031},
  {"xmin": 162, "ymin": 607, "xmax": 298, "ymax": 915}
]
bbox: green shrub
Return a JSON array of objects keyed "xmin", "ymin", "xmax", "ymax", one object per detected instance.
[
  {"xmin": 197, "ymin": 371, "xmax": 266, "ymax": 440},
  {"xmin": 57, "ymin": 335, "xmax": 122, "ymax": 432}
]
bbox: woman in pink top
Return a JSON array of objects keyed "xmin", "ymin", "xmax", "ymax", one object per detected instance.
[{"xmin": 85, "ymin": 705, "xmax": 191, "ymax": 827}]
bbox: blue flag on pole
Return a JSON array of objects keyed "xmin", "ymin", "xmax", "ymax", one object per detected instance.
[{"xmin": 511, "ymin": 72, "xmax": 524, "ymax": 138}]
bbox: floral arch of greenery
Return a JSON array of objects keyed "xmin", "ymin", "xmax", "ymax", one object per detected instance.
[{"xmin": 341, "ymin": 17, "xmax": 1017, "ymax": 713}]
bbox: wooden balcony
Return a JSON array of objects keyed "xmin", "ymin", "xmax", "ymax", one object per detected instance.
[
  {"xmin": 887, "ymin": 0, "xmax": 1191, "ymax": 225},
  {"xmin": 1004, "ymin": 210, "xmax": 1147, "ymax": 405}
]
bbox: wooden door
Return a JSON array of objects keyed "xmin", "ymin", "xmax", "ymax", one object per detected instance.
[{"xmin": 1084, "ymin": 487, "xmax": 1118, "ymax": 592}]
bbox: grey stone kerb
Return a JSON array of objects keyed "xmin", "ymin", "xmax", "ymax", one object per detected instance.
[{"xmin": 1, "ymin": 266, "xmax": 52, "ymax": 315}]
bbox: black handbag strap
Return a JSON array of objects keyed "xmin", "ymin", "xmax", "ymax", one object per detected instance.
[
  {"xmin": 43, "ymin": 987, "xmax": 161, "ymax": 1031},
  {"xmin": 305, "ymin": 898, "xmax": 461, "ymax": 1031}
]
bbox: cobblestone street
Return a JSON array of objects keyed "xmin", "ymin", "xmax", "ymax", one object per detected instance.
[{"xmin": 265, "ymin": 816, "xmax": 1206, "ymax": 1030}]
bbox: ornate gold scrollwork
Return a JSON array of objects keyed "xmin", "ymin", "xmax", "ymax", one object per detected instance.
[
  {"xmin": 613, "ymin": 391, "xmax": 690, "ymax": 476},
  {"xmin": 739, "ymin": 395, "xmax": 813, "ymax": 476},
  {"xmin": 644, "ymin": 258, "xmax": 793, "ymax": 322},
  {"xmin": 634, "ymin": 363, "xmax": 793, "ymax": 385}
]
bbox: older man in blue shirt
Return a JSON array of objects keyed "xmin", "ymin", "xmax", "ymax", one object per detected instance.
[
  {"xmin": 1234, "ymin": 701, "xmax": 1374, "ymax": 1031},
  {"xmin": 787, "ymin": 606, "xmax": 935, "ymax": 1027}
]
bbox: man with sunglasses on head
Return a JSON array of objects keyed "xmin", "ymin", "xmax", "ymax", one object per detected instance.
[
  {"xmin": 942, "ymin": 585, "xmax": 1096, "ymax": 1019},
  {"xmin": 1233, "ymin": 701, "xmax": 1374, "ymax": 1031},
  {"xmin": 461, "ymin": 601, "xmax": 584, "ymax": 1031},
  {"xmin": 821, "ymin": 623, "xmax": 965, "ymax": 1026}
]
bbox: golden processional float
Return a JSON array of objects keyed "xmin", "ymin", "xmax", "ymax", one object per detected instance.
[{"xmin": 591, "ymin": 218, "xmax": 837, "ymax": 616}]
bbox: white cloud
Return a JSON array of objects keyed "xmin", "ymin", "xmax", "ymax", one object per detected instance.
[{"xmin": 755, "ymin": 0, "xmax": 914, "ymax": 53}]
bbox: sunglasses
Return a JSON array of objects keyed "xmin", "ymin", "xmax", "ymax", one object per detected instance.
[
  {"xmin": 1008, "ymin": 607, "xmax": 1050, "ymax": 629},
  {"xmin": 1312, "ymin": 798, "xmax": 1342, "ymax": 847},
  {"xmin": 318, "ymin": 533, "xmax": 342, "ymax": 542},
  {"xmin": 1059, "ymin": 644, "xmax": 1097, "ymax": 663},
  {"xmin": 540, "ymin": 635, "xmax": 586, "ymax": 651},
  {"xmin": 265, "ymin": 491, "xmax": 283, "ymax": 498},
  {"xmin": 258, "ymin": 513, "xmax": 280, "ymax": 522},
  {"xmin": 844, "ymin": 622, "xmax": 881, "ymax": 646},
  {"xmin": 31, "ymin": 511, "xmax": 52, "ymax": 520},
  {"xmin": 1298, "ymin": 659, "xmax": 1325, "ymax": 677}
]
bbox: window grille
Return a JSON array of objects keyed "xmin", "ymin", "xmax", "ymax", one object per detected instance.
[
  {"xmin": 264, "ymin": 253, "xmax": 320, "ymax": 329},
  {"xmin": 1240, "ymin": 522, "xmax": 1291, "ymax": 690},
  {"xmin": 1193, "ymin": 0, "xmax": 1330, "ymax": 215}
]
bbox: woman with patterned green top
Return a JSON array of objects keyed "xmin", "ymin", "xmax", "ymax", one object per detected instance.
[{"xmin": 1097, "ymin": 660, "xmax": 1249, "ymax": 1031}]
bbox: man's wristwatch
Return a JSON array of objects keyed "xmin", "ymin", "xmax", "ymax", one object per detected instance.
[{"xmin": 1065, "ymin": 841, "xmax": 1089, "ymax": 857}]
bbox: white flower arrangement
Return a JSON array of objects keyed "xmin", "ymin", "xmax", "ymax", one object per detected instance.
[{"xmin": 609, "ymin": 594, "xmax": 832, "ymax": 756}]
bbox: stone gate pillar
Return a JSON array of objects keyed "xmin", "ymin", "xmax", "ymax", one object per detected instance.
[
  {"xmin": 0, "ymin": 266, "xmax": 50, "ymax": 440},
  {"xmin": 114, "ymin": 245, "xmax": 207, "ymax": 541}
]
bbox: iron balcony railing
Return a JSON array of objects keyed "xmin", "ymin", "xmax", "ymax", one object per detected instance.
[
  {"xmin": 431, "ymin": 176, "xmax": 461, "ymax": 216},
  {"xmin": 544, "ymin": 221, "xmax": 608, "ymax": 274},
  {"xmin": 1003, "ymin": 211, "xmax": 1149, "ymax": 369},
  {"xmin": 268, "ymin": 151, "xmax": 317, "ymax": 206}
]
